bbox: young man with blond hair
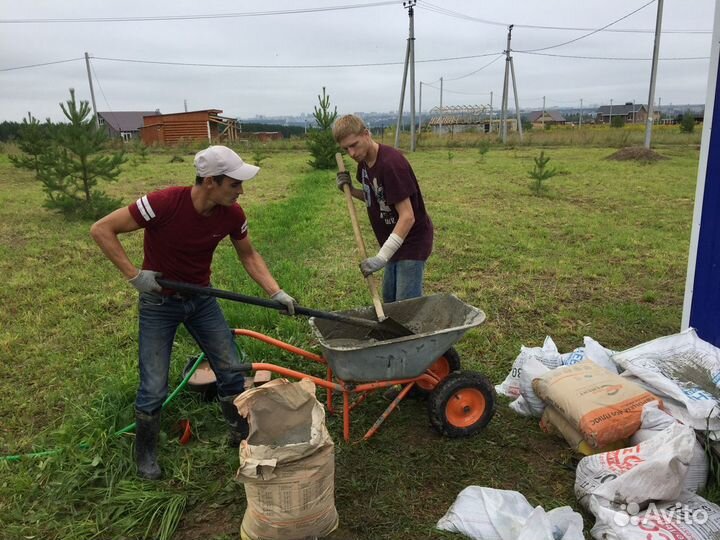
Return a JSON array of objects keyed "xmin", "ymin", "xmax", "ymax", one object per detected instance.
[{"xmin": 333, "ymin": 114, "xmax": 433, "ymax": 302}]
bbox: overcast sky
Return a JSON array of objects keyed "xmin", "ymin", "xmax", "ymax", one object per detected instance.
[{"xmin": 0, "ymin": 0, "xmax": 715, "ymax": 123}]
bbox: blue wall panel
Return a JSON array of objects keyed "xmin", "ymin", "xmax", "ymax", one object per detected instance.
[{"xmin": 690, "ymin": 64, "xmax": 720, "ymax": 346}]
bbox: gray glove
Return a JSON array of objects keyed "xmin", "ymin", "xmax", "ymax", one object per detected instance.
[
  {"xmin": 272, "ymin": 289, "xmax": 297, "ymax": 315},
  {"xmin": 336, "ymin": 171, "xmax": 352, "ymax": 192},
  {"xmin": 129, "ymin": 269, "xmax": 162, "ymax": 293},
  {"xmin": 360, "ymin": 256, "xmax": 387, "ymax": 277}
]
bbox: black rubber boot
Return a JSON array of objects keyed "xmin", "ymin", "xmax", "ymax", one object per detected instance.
[
  {"xmin": 219, "ymin": 395, "xmax": 249, "ymax": 447},
  {"xmin": 135, "ymin": 410, "xmax": 162, "ymax": 480}
]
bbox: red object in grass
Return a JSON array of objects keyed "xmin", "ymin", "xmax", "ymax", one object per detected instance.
[{"xmin": 178, "ymin": 419, "xmax": 192, "ymax": 445}]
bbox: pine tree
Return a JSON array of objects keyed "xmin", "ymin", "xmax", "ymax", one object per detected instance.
[
  {"xmin": 38, "ymin": 88, "xmax": 126, "ymax": 219},
  {"xmin": 306, "ymin": 87, "xmax": 339, "ymax": 170},
  {"xmin": 9, "ymin": 116, "xmax": 53, "ymax": 177}
]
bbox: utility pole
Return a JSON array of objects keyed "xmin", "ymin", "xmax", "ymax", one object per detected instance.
[
  {"xmin": 580, "ymin": 98, "xmax": 583, "ymax": 128},
  {"xmin": 542, "ymin": 96, "xmax": 546, "ymax": 129},
  {"xmin": 500, "ymin": 25, "xmax": 523, "ymax": 143},
  {"xmin": 84, "ymin": 52, "xmax": 99, "ymax": 128},
  {"xmin": 633, "ymin": 99, "xmax": 636, "ymax": 124},
  {"xmin": 394, "ymin": 0, "xmax": 417, "ymax": 151},
  {"xmin": 489, "ymin": 91, "xmax": 493, "ymax": 132},
  {"xmin": 609, "ymin": 98, "xmax": 613, "ymax": 125},
  {"xmin": 658, "ymin": 96, "xmax": 662, "ymax": 121},
  {"xmin": 644, "ymin": 0, "xmax": 664, "ymax": 149},
  {"xmin": 184, "ymin": 99, "xmax": 188, "ymax": 112},
  {"xmin": 418, "ymin": 82, "xmax": 423, "ymax": 136},
  {"xmin": 439, "ymin": 77, "xmax": 444, "ymax": 134}
]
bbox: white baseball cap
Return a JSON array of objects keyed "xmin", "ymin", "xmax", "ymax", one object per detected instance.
[{"xmin": 194, "ymin": 145, "xmax": 260, "ymax": 181}]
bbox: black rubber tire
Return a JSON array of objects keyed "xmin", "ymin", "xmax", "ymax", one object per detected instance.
[
  {"xmin": 428, "ymin": 370, "xmax": 496, "ymax": 438},
  {"xmin": 409, "ymin": 347, "xmax": 462, "ymax": 399}
]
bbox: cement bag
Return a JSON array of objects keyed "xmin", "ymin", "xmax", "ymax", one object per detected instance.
[
  {"xmin": 629, "ymin": 402, "xmax": 708, "ymax": 493},
  {"xmin": 588, "ymin": 492, "xmax": 720, "ymax": 540},
  {"xmin": 235, "ymin": 379, "xmax": 338, "ymax": 540},
  {"xmin": 436, "ymin": 486, "xmax": 584, "ymax": 540},
  {"xmin": 510, "ymin": 356, "xmax": 552, "ymax": 417},
  {"xmin": 496, "ymin": 336, "xmax": 562, "ymax": 398},
  {"xmin": 541, "ymin": 405, "xmax": 628, "ymax": 456},
  {"xmin": 612, "ymin": 328, "xmax": 720, "ymax": 426},
  {"xmin": 533, "ymin": 359, "xmax": 661, "ymax": 448},
  {"xmin": 575, "ymin": 420, "xmax": 694, "ymax": 509}
]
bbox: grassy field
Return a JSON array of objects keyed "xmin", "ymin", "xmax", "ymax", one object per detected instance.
[{"xmin": 0, "ymin": 140, "xmax": 708, "ymax": 539}]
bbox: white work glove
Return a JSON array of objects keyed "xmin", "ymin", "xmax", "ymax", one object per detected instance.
[
  {"xmin": 360, "ymin": 233, "xmax": 404, "ymax": 277},
  {"xmin": 336, "ymin": 171, "xmax": 352, "ymax": 192},
  {"xmin": 129, "ymin": 269, "xmax": 162, "ymax": 293},
  {"xmin": 272, "ymin": 289, "xmax": 297, "ymax": 315}
]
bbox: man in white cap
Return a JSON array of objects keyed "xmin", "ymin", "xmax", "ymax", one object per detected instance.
[{"xmin": 91, "ymin": 145, "xmax": 296, "ymax": 480}]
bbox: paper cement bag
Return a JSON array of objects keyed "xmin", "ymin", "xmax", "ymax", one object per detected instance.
[
  {"xmin": 235, "ymin": 379, "xmax": 338, "ymax": 540},
  {"xmin": 533, "ymin": 359, "xmax": 661, "ymax": 448}
]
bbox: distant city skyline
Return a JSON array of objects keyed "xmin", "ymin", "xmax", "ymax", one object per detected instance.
[{"xmin": 1, "ymin": 1, "xmax": 714, "ymax": 123}]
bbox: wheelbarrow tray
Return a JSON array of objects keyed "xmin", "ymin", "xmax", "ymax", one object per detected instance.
[{"xmin": 309, "ymin": 294, "xmax": 486, "ymax": 382}]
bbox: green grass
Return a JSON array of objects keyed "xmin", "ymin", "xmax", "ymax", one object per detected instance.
[{"xmin": 0, "ymin": 143, "xmax": 707, "ymax": 539}]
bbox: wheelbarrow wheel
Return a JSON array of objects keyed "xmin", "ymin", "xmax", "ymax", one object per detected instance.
[
  {"xmin": 428, "ymin": 371, "xmax": 496, "ymax": 438},
  {"xmin": 408, "ymin": 347, "xmax": 461, "ymax": 399}
]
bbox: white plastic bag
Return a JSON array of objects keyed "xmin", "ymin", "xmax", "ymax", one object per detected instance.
[
  {"xmin": 575, "ymin": 420, "xmax": 694, "ymax": 508},
  {"xmin": 588, "ymin": 492, "xmax": 720, "ymax": 540},
  {"xmin": 612, "ymin": 328, "xmax": 720, "ymax": 425},
  {"xmin": 510, "ymin": 356, "xmax": 551, "ymax": 417},
  {"xmin": 436, "ymin": 486, "xmax": 584, "ymax": 540},
  {"xmin": 629, "ymin": 402, "xmax": 708, "ymax": 493},
  {"xmin": 496, "ymin": 336, "xmax": 562, "ymax": 398}
]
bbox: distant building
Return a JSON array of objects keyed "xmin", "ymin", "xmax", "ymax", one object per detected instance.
[
  {"xmin": 98, "ymin": 110, "xmax": 158, "ymax": 142},
  {"xmin": 140, "ymin": 109, "xmax": 240, "ymax": 146},
  {"xmin": 595, "ymin": 103, "xmax": 659, "ymax": 124},
  {"xmin": 248, "ymin": 131, "xmax": 284, "ymax": 142},
  {"xmin": 427, "ymin": 105, "xmax": 510, "ymax": 134},
  {"xmin": 525, "ymin": 110, "xmax": 566, "ymax": 127}
]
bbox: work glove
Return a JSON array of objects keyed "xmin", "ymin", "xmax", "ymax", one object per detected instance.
[
  {"xmin": 272, "ymin": 289, "xmax": 297, "ymax": 315},
  {"xmin": 336, "ymin": 171, "xmax": 352, "ymax": 192},
  {"xmin": 360, "ymin": 255, "xmax": 387, "ymax": 277},
  {"xmin": 129, "ymin": 269, "xmax": 162, "ymax": 293}
]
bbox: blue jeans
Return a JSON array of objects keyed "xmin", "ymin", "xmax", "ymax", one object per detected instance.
[
  {"xmin": 382, "ymin": 260, "xmax": 426, "ymax": 303},
  {"xmin": 136, "ymin": 292, "xmax": 247, "ymax": 414}
]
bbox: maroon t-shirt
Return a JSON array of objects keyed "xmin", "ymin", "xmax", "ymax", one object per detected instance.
[
  {"xmin": 356, "ymin": 144, "xmax": 433, "ymax": 261},
  {"xmin": 127, "ymin": 186, "xmax": 247, "ymax": 287}
]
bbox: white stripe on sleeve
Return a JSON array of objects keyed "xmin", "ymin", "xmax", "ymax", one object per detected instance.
[
  {"xmin": 240, "ymin": 220, "xmax": 248, "ymax": 235},
  {"xmin": 136, "ymin": 195, "xmax": 156, "ymax": 222}
]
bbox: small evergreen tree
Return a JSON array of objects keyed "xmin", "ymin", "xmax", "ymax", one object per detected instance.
[
  {"xmin": 9, "ymin": 116, "xmax": 53, "ymax": 176},
  {"xmin": 37, "ymin": 88, "xmax": 126, "ymax": 219},
  {"xmin": 306, "ymin": 87, "xmax": 339, "ymax": 170},
  {"xmin": 679, "ymin": 111, "xmax": 695, "ymax": 133},
  {"xmin": 611, "ymin": 115, "xmax": 625, "ymax": 128},
  {"xmin": 528, "ymin": 151, "xmax": 558, "ymax": 195}
]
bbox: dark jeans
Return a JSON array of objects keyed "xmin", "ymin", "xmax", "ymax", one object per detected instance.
[
  {"xmin": 382, "ymin": 259, "xmax": 426, "ymax": 303},
  {"xmin": 136, "ymin": 292, "xmax": 247, "ymax": 413}
]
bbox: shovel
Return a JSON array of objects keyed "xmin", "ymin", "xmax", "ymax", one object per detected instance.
[
  {"xmin": 155, "ymin": 279, "xmax": 410, "ymax": 340},
  {"xmin": 335, "ymin": 153, "xmax": 414, "ymax": 338}
]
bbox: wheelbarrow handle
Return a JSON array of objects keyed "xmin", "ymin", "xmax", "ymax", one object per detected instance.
[{"xmin": 155, "ymin": 278, "xmax": 383, "ymax": 330}]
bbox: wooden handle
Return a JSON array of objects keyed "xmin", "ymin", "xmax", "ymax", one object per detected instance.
[{"xmin": 335, "ymin": 153, "xmax": 386, "ymax": 320}]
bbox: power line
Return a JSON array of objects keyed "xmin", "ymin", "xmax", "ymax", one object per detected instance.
[
  {"xmin": 0, "ymin": 57, "xmax": 83, "ymax": 72},
  {"xmin": 443, "ymin": 54, "xmax": 504, "ymax": 82},
  {"xmin": 515, "ymin": 0, "xmax": 656, "ymax": 53},
  {"xmin": 0, "ymin": 1, "xmax": 398, "ymax": 23},
  {"xmin": 516, "ymin": 50, "xmax": 709, "ymax": 61},
  {"xmin": 418, "ymin": 1, "xmax": 710, "ymax": 34}
]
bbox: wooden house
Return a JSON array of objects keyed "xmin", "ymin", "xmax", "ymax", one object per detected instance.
[{"xmin": 140, "ymin": 109, "xmax": 240, "ymax": 146}]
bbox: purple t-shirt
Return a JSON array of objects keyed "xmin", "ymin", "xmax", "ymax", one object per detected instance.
[{"xmin": 356, "ymin": 144, "xmax": 433, "ymax": 261}]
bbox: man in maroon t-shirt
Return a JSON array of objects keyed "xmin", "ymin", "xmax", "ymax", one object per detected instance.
[
  {"xmin": 91, "ymin": 146, "xmax": 296, "ymax": 480},
  {"xmin": 332, "ymin": 114, "xmax": 433, "ymax": 303}
]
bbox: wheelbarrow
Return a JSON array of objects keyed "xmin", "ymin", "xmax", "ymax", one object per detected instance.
[{"xmin": 224, "ymin": 293, "xmax": 497, "ymax": 442}]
